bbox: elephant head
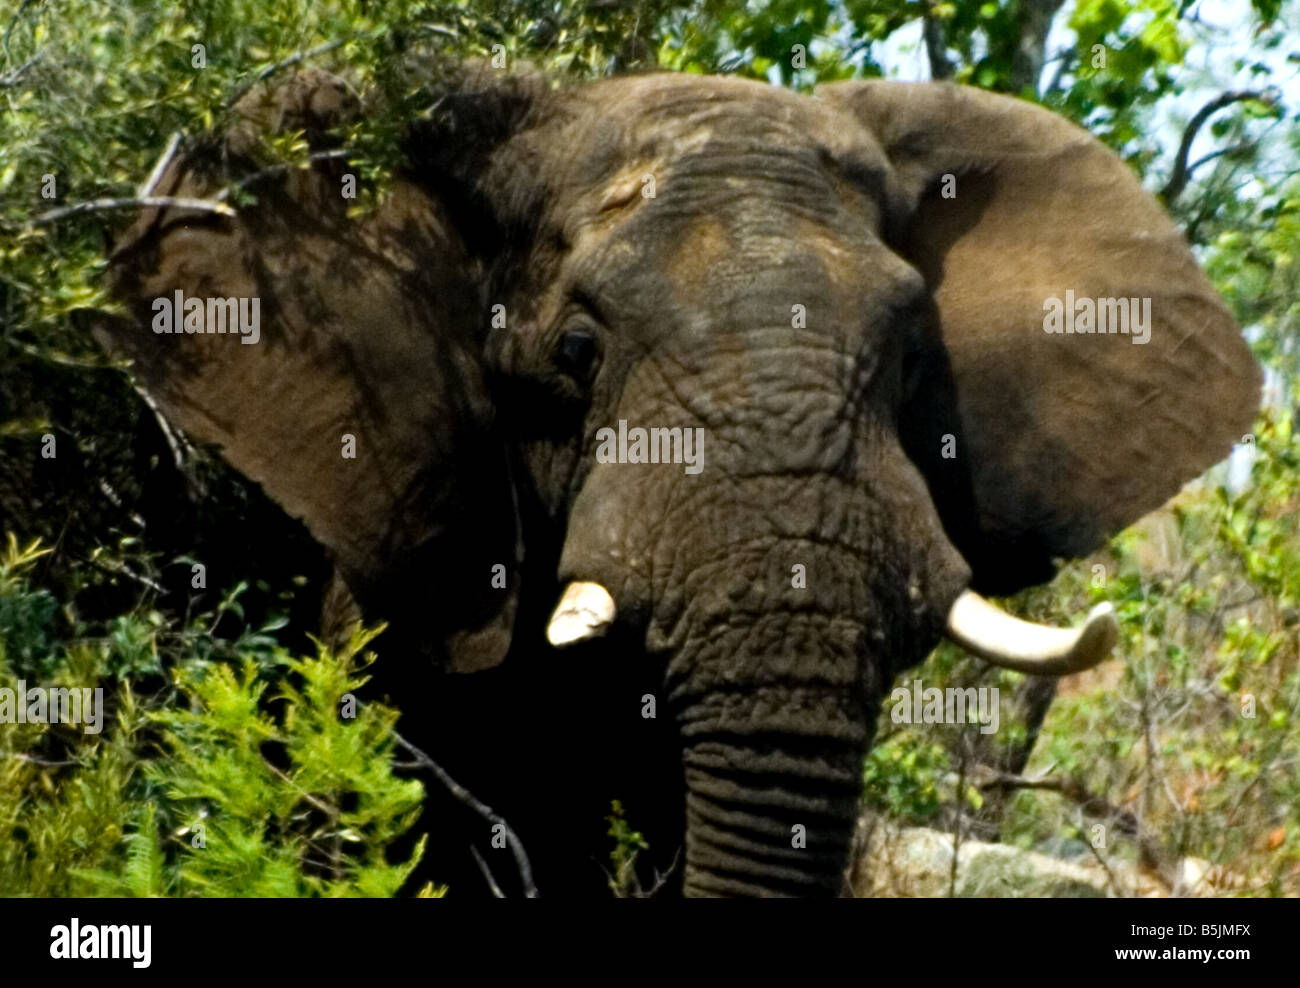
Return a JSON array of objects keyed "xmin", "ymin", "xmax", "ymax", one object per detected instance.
[{"xmin": 97, "ymin": 65, "xmax": 1259, "ymax": 896}]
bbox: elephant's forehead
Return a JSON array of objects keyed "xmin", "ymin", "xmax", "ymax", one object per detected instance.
[
  {"xmin": 525, "ymin": 74, "xmax": 903, "ymax": 346},
  {"xmin": 548, "ymin": 73, "xmax": 891, "ymax": 231},
  {"xmin": 579, "ymin": 73, "xmax": 874, "ymax": 150}
]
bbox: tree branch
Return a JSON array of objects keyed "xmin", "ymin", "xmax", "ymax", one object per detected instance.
[
  {"xmin": 1085, "ymin": 827, "xmax": 1129, "ymax": 897},
  {"xmin": 1010, "ymin": 0, "xmax": 1067, "ymax": 94},
  {"xmin": 470, "ymin": 845, "xmax": 506, "ymax": 898},
  {"xmin": 0, "ymin": 52, "xmax": 39, "ymax": 87},
  {"xmin": 2, "ymin": 0, "xmax": 34, "ymax": 59},
  {"xmin": 1186, "ymin": 140, "xmax": 1256, "ymax": 179},
  {"xmin": 980, "ymin": 769, "xmax": 1137, "ymax": 830},
  {"xmin": 980, "ymin": 767, "xmax": 1167, "ymax": 882},
  {"xmin": 395, "ymin": 732, "xmax": 538, "ymax": 898},
  {"xmin": 7, "ymin": 753, "xmax": 79, "ymax": 767},
  {"xmin": 27, "ymin": 196, "xmax": 235, "ymax": 228},
  {"xmin": 224, "ymin": 39, "xmax": 353, "ymax": 109},
  {"xmin": 922, "ymin": 4, "xmax": 954, "ymax": 81},
  {"xmin": 1041, "ymin": 46, "xmax": 1075, "ymax": 97},
  {"xmin": 1160, "ymin": 90, "xmax": 1270, "ymax": 205},
  {"xmin": 138, "ymin": 132, "xmax": 182, "ymax": 198},
  {"xmin": 86, "ymin": 553, "xmax": 165, "ymax": 594},
  {"xmin": 214, "ymin": 149, "xmax": 351, "ymax": 202},
  {"xmin": 221, "ymin": 24, "xmax": 455, "ymax": 109}
]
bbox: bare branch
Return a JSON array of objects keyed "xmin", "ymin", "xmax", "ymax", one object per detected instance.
[
  {"xmin": 139, "ymin": 132, "xmax": 182, "ymax": 198},
  {"xmin": 221, "ymin": 23, "xmax": 455, "ymax": 109},
  {"xmin": 1010, "ymin": 0, "xmax": 1067, "ymax": 94},
  {"xmin": 7, "ymin": 753, "xmax": 79, "ymax": 767},
  {"xmin": 948, "ymin": 740, "xmax": 968, "ymax": 897},
  {"xmin": 980, "ymin": 767, "xmax": 1167, "ymax": 880},
  {"xmin": 1186, "ymin": 140, "xmax": 1256, "ymax": 178},
  {"xmin": 0, "ymin": 52, "xmax": 39, "ymax": 87},
  {"xmin": 470, "ymin": 845, "xmax": 506, "ymax": 898},
  {"xmin": 86, "ymin": 553, "xmax": 166, "ymax": 594},
  {"xmin": 395, "ymin": 732, "xmax": 538, "ymax": 898},
  {"xmin": 132, "ymin": 382, "xmax": 191, "ymax": 473},
  {"xmin": 980, "ymin": 769, "xmax": 1136, "ymax": 827},
  {"xmin": 1085, "ymin": 827, "xmax": 1129, "ymax": 897},
  {"xmin": 922, "ymin": 4, "xmax": 954, "ymax": 81},
  {"xmin": 215, "ymin": 149, "xmax": 351, "ymax": 202},
  {"xmin": 224, "ymin": 39, "xmax": 352, "ymax": 109},
  {"xmin": 2, "ymin": 0, "xmax": 35, "ymax": 59},
  {"xmin": 1160, "ymin": 90, "xmax": 1271, "ymax": 205},
  {"xmin": 1041, "ymin": 46, "xmax": 1075, "ymax": 97},
  {"xmin": 27, "ymin": 196, "xmax": 235, "ymax": 228}
]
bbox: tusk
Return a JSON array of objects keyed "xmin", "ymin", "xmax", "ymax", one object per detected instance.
[
  {"xmin": 547, "ymin": 581, "xmax": 617, "ymax": 648},
  {"xmin": 945, "ymin": 590, "xmax": 1118, "ymax": 676}
]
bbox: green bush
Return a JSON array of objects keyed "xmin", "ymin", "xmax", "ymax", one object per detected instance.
[{"xmin": 0, "ymin": 536, "xmax": 434, "ymax": 897}]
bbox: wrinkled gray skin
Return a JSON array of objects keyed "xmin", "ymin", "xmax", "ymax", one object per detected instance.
[
  {"xmin": 102, "ymin": 67, "xmax": 1259, "ymax": 896},
  {"xmin": 507, "ymin": 80, "xmax": 971, "ymax": 895}
]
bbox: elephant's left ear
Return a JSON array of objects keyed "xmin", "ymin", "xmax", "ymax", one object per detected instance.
[{"xmin": 819, "ymin": 80, "xmax": 1261, "ymax": 594}]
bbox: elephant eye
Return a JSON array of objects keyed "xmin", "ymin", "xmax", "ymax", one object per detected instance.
[{"xmin": 555, "ymin": 327, "xmax": 601, "ymax": 383}]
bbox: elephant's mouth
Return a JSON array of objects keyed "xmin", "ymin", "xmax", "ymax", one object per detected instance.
[{"xmin": 547, "ymin": 579, "xmax": 1118, "ymax": 676}]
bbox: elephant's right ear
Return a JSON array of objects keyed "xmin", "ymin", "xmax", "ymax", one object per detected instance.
[
  {"xmin": 821, "ymin": 80, "xmax": 1261, "ymax": 595},
  {"xmin": 96, "ymin": 68, "xmax": 527, "ymax": 672}
]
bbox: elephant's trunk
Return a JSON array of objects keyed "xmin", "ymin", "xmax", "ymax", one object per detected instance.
[
  {"xmin": 656, "ymin": 538, "xmax": 895, "ymax": 898},
  {"xmin": 682, "ymin": 743, "xmax": 866, "ymax": 896},
  {"xmin": 676, "ymin": 650, "xmax": 876, "ymax": 897}
]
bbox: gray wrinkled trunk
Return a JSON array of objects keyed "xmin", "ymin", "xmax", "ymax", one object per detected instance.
[{"xmin": 663, "ymin": 596, "xmax": 884, "ymax": 897}]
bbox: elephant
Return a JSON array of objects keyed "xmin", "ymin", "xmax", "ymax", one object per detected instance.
[{"xmin": 94, "ymin": 62, "xmax": 1260, "ymax": 898}]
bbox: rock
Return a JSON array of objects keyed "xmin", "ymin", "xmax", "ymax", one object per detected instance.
[
  {"xmin": 853, "ymin": 823, "xmax": 1106, "ymax": 897},
  {"xmin": 849, "ymin": 822, "xmax": 1246, "ymax": 897}
]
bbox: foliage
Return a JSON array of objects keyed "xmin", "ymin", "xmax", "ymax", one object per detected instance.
[
  {"xmin": 862, "ymin": 731, "xmax": 951, "ymax": 822},
  {"xmin": 1207, "ymin": 173, "xmax": 1300, "ymax": 385},
  {"xmin": 605, "ymin": 798, "xmax": 650, "ymax": 897},
  {"xmin": 0, "ymin": 538, "xmax": 429, "ymax": 897}
]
